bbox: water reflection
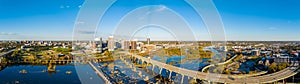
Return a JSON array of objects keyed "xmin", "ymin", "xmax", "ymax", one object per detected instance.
[
  {"xmin": 0, "ymin": 63, "xmax": 81, "ymax": 84},
  {"xmin": 95, "ymin": 55, "xmax": 210, "ymax": 83}
]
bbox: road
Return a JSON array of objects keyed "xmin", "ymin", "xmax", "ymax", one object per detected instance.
[
  {"xmin": 0, "ymin": 49, "xmax": 16, "ymax": 57},
  {"xmin": 129, "ymin": 53, "xmax": 299, "ymax": 83}
]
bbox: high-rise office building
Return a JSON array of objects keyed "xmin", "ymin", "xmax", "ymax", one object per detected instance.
[
  {"xmin": 123, "ymin": 40, "xmax": 137, "ymax": 50},
  {"xmin": 95, "ymin": 37, "xmax": 103, "ymax": 53},
  {"xmin": 147, "ymin": 37, "xmax": 150, "ymax": 45},
  {"xmin": 89, "ymin": 40, "xmax": 92, "ymax": 47},
  {"xmin": 108, "ymin": 36, "xmax": 114, "ymax": 51},
  {"xmin": 123, "ymin": 40, "xmax": 130, "ymax": 50},
  {"xmin": 121, "ymin": 40, "xmax": 125, "ymax": 49},
  {"xmin": 130, "ymin": 40, "xmax": 137, "ymax": 50}
]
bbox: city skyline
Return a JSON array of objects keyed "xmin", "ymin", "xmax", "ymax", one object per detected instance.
[
  {"xmin": 0, "ymin": 0, "xmax": 300, "ymax": 41},
  {"xmin": 1, "ymin": 1, "xmax": 300, "ymax": 84}
]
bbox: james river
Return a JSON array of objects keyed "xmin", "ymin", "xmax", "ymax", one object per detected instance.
[
  {"xmin": 0, "ymin": 55, "xmax": 209, "ymax": 84},
  {"xmin": 0, "ymin": 64, "xmax": 106, "ymax": 84},
  {"xmin": 0, "ymin": 54, "xmax": 263, "ymax": 84},
  {"xmin": 1, "ymin": 55, "xmax": 260, "ymax": 84}
]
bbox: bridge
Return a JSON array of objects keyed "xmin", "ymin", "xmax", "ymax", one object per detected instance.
[
  {"xmin": 0, "ymin": 49, "xmax": 16, "ymax": 57},
  {"xmin": 88, "ymin": 62, "xmax": 112, "ymax": 84},
  {"xmin": 215, "ymin": 63, "xmax": 299, "ymax": 83},
  {"xmin": 200, "ymin": 55, "xmax": 269, "ymax": 78},
  {"xmin": 201, "ymin": 55, "xmax": 238, "ymax": 72},
  {"xmin": 0, "ymin": 49, "xmax": 16, "ymax": 63},
  {"xmin": 126, "ymin": 53, "xmax": 299, "ymax": 84}
]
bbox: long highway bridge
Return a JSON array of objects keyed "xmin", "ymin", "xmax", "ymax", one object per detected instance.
[
  {"xmin": 125, "ymin": 53, "xmax": 299, "ymax": 84},
  {"xmin": 70, "ymin": 51, "xmax": 299, "ymax": 83}
]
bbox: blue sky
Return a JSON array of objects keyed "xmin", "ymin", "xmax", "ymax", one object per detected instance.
[
  {"xmin": 0, "ymin": 0, "xmax": 300, "ymax": 41},
  {"xmin": 0, "ymin": 0, "xmax": 83, "ymax": 40}
]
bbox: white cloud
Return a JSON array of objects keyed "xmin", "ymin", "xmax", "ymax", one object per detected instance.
[
  {"xmin": 0, "ymin": 32, "xmax": 17, "ymax": 35},
  {"xmin": 138, "ymin": 5, "xmax": 167, "ymax": 20},
  {"xmin": 268, "ymin": 27, "xmax": 277, "ymax": 30},
  {"xmin": 77, "ymin": 29, "xmax": 94, "ymax": 34}
]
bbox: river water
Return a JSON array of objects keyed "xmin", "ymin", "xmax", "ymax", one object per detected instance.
[
  {"xmin": 92, "ymin": 55, "xmax": 210, "ymax": 83},
  {"xmin": 0, "ymin": 64, "xmax": 80, "ymax": 84},
  {"xmin": 0, "ymin": 63, "xmax": 106, "ymax": 84}
]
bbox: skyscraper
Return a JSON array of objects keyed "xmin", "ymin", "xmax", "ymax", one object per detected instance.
[
  {"xmin": 123, "ymin": 40, "xmax": 131, "ymax": 50},
  {"xmin": 147, "ymin": 37, "xmax": 150, "ymax": 45},
  {"xmin": 108, "ymin": 36, "xmax": 114, "ymax": 51},
  {"xmin": 123, "ymin": 40, "xmax": 137, "ymax": 50},
  {"xmin": 130, "ymin": 40, "xmax": 137, "ymax": 50},
  {"xmin": 95, "ymin": 37, "xmax": 103, "ymax": 53},
  {"xmin": 121, "ymin": 39, "xmax": 125, "ymax": 49}
]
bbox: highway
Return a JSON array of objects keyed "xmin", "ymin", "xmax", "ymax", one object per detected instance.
[
  {"xmin": 201, "ymin": 55, "xmax": 239, "ymax": 72},
  {"xmin": 0, "ymin": 49, "xmax": 16, "ymax": 57},
  {"xmin": 129, "ymin": 53, "xmax": 299, "ymax": 84}
]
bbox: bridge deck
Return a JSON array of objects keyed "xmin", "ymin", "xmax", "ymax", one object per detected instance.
[{"xmin": 129, "ymin": 53, "xmax": 299, "ymax": 84}]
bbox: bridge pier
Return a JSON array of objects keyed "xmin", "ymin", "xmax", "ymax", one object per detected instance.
[
  {"xmin": 169, "ymin": 70, "xmax": 173, "ymax": 79},
  {"xmin": 135, "ymin": 58, "xmax": 138, "ymax": 63},
  {"xmin": 159, "ymin": 68, "xmax": 163, "ymax": 74},
  {"xmin": 181, "ymin": 75, "xmax": 185, "ymax": 84},
  {"xmin": 133, "ymin": 67, "xmax": 137, "ymax": 72},
  {"xmin": 145, "ymin": 61, "xmax": 148, "ymax": 67},
  {"xmin": 193, "ymin": 78, "xmax": 197, "ymax": 83},
  {"xmin": 152, "ymin": 65, "xmax": 155, "ymax": 71},
  {"xmin": 146, "ymin": 61, "xmax": 150, "ymax": 66}
]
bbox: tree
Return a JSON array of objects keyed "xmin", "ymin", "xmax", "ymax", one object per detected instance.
[
  {"xmin": 11, "ymin": 50, "xmax": 20, "ymax": 57},
  {"xmin": 233, "ymin": 54, "xmax": 243, "ymax": 62},
  {"xmin": 103, "ymin": 51, "xmax": 112, "ymax": 56},
  {"xmin": 268, "ymin": 62, "xmax": 277, "ymax": 73},
  {"xmin": 278, "ymin": 62, "xmax": 289, "ymax": 70},
  {"xmin": 224, "ymin": 69, "xmax": 231, "ymax": 74},
  {"xmin": 235, "ymin": 63, "xmax": 240, "ymax": 69}
]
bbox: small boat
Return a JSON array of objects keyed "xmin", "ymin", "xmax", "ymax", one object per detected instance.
[
  {"xmin": 42, "ymin": 69, "xmax": 47, "ymax": 72},
  {"xmin": 66, "ymin": 71, "xmax": 72, "ymax": 74},
  {"xmin": 19, "ymin": 69, "xmax": 28, "ymax": 74}
]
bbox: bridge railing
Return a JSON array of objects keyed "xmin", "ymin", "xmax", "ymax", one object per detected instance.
[
  {"xmin": 129, "ymin": 53, "xmax": 300, "ymax": 83},
  {"xmin": 88, "ymin": 62, "xmax": 112, "ymax": 84}
]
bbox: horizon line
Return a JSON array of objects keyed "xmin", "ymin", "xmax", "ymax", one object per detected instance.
[{"xmin": 0, "ymin": 39, "xmax": 300, "ymax": 42}]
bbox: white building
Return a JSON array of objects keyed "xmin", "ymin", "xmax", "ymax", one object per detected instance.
[{"xmin": 108, "ymin": 36, "xmax": 115, "ymax": 51}]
